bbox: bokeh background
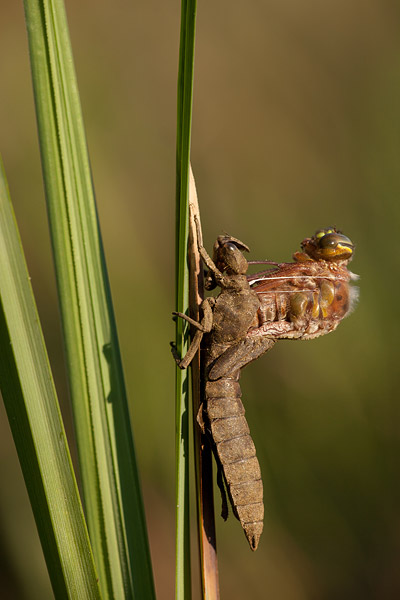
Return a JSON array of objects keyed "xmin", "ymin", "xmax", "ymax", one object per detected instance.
[{"xmin": 1, "ymin": 1, "xmax": 400, "ymax": 598}]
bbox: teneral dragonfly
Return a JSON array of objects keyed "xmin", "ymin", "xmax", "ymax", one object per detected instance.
[{"xmin": 248, "ymin": 227, "xmax": 358, "ymax": 341}]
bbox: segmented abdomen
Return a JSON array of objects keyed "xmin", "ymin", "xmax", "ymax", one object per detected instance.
[
  {"xmin": 251, "ymin": 260, "xmax": 358, "ymax": 339},
  {"xmin": 204, "ymin": 378, "xmax": 263, "ymax": 551},
  {"xmin": 255, "ymin": 277, "xmax": 355, "ymax": 338}
]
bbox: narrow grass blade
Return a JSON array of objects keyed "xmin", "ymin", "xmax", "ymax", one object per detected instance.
[
  {"xmin": 175, "ymin": 0, "xmax": 197, "ymax": 598},
  {"xmin": 23, "ymin": 1, "xmax": 155, "ymax": 598},
  {"xmin": 0, "ymin": 157, "xmax": 101, "ymax": 599}
]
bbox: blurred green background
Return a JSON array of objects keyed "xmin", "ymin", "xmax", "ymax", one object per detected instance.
[{"xmin": 1, "ymin": 1, "xmax": 400, "ymax": 598}]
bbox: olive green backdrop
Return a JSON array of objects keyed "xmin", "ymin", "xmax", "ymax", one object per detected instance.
[{"xmin": 1, "ymin": 1, "xmax": 399, "ymax": 599}]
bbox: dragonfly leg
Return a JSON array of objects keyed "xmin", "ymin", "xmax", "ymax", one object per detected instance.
[
  {"xmin": 193, "ymin": 216, "xmax": 228, "ymax": 290},
  {"xmin": 194, "ymin": 216, "xmax": 217, "ymax": 272},
  {"xmin": 208, "ymin": 336, "xmax": 275, "ymax": 380},
  {"xmin": 172, "ymin": 297, "xmax": 214, "ymax": 369},
  {"xmin": 172, "ymin": 312, "xmax": 204, "ymax": 330}
]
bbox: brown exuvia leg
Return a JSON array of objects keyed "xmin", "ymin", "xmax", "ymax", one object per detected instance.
[
  {"xmin": 171, "ymin": 298, "xmax": 214, "ymax": 369},
  {"xmin": 208, "ymin": 336, "xmax": 276, "ymax": 381}
]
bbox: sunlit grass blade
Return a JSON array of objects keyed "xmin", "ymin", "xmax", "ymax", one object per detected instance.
[
  {"xmin": 175, "ymin": 0, "xmax": 197, "ymax": 598},
  {"xmin": 23, "ymin": 1, "xmax": 155, "ymax": 598},
  {"xmin": 0, "ymin": 157, "xmax": 101, "ymax": 599}
]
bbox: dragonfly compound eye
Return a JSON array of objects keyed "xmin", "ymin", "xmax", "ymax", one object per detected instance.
[
  {"xmin": 317, "ymin": 232, "xmax": 354, "ymax": 260},
  {"xmin": 318, "ymin": 234, "xmax": 337, "ymax": 248},
  {"xmin": 300, "ymin": 229, "xmax": 354, "ymax": 261}
]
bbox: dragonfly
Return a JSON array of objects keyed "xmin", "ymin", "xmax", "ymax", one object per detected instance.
[
  {"xmin": 173, "ymin": 227, "xmax": 358, "ymax": 551},
  {"xmin": 248, "ymin": 227, "xmax": 359, "ymax": 341}
]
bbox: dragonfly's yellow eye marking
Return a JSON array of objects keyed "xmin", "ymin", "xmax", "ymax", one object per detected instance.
[
  {"xmin": 315, "ymin": 227, "xmax": 335, "ymax": 240},
  {"xmin": 336, "ymin": 242, "xmax": 352, "ymax": 254}
]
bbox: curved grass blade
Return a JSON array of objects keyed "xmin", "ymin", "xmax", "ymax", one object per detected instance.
[
  {"xmin": 175, "ymin": 0, "xmax": 197, "ymax": 598},
  {"xmin": 0, "ymin": 157, "xmax": 101, "ymax": 600},
  {"xmin": 23, "ymin": 1, "xmax": 155, "ymax": 598}
]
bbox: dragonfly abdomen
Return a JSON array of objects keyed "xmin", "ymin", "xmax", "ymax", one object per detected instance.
[
  {"xmin": 255, "ymin": 277, "xmax": 352, "ymax": 339},
  {"xmin": 204, "ymin": 378, "xmax": 264, "ymax": 551}
]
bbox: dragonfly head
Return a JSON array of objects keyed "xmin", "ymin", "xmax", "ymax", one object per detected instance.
[
  {"xmin": 205, "ymin": 235, "xmax": 250, "ymax": 290},
  {"xmin": 301, "ymin": 228, "xmax": 355, "ymax": 262},
  {"xmin": 215, "ymin": 237, "xmax": 249, "ymax": 275}
]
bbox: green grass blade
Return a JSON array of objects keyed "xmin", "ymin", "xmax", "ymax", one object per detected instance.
[
  {"xmin": 175, "ymin": 1, "xmax": 197, "ymax": 598},
  {"xmin": 23, "ymin": 1, "xmax": 155, "ymax": 598},
  {"xmin": 0, "ymin": 157, "xmax": 101, "ymax": 600}
]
